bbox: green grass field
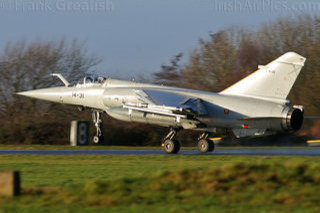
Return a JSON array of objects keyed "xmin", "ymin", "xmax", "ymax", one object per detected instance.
[{"xmin": 0, "ymin": 150, "xmax": 320, "ymax": 212}]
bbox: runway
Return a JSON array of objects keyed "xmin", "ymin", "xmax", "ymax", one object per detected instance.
[{"xmin": 1, "ymin": 149, "xmax": 320, "ymax": 156}]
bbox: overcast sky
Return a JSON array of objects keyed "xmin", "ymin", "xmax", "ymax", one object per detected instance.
[{"xmin": 0, "ymin": 0, "xmax": 318, "ymax": 78}]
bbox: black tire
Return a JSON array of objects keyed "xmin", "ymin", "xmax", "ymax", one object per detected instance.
[
  {"xmin": 163, "ymin": 139, "xmax": 180, "ymax": 154},
  {"xmin": 207, "ymin": 140, "xmax": 215, "ymax": 152},
  {"xmin": 198, "ymin": 139, "xmax": 214, "ymax": 153}
]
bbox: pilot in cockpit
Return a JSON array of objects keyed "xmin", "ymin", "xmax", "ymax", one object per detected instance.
[
  {"xmin": 97, "ymin": 77, "xmax": 106, "ymax": 84},
  {"xmin": 82, "ymin": 76, "xmax": 107, "ymax": 86}
]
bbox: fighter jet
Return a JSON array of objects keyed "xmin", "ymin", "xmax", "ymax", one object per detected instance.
[{"xmin": 18, "ymin": 52, "xmax": 306, "ymax": 154}]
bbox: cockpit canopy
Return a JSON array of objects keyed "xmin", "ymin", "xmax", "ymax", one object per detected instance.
[{"xmin": 80, "ymin": 75, "xmax": 107, "ymax": 85}]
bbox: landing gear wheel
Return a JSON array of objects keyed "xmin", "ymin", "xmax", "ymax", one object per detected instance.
[
  {"xmin": 163, "ymin": 139, "xmax": 180, "ymax": 154},
  {"xmin": 93, "ymin": 136, "xmax": 104, "ymax": 144},
  {"xmin": 93, "ymin": 136, "xmax": 100, "ymax": 144},
  {"xmin": 92, "ymin": 110, "xmax": 103, "ymax": 144},
  {"xmin": 198, "ymin": 139, "xmax": 214, "ymax": 153},
  {"xmin": 208, "ymin": 140, "xmax": 215, "ymax": 152}
]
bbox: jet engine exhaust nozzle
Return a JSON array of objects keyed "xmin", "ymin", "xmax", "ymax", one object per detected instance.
[{"xmin": 282, "ymin": 107, "xmax": 304, "ymax": 131}]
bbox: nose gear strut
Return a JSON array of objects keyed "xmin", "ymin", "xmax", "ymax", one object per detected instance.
[{"xmin": 92, "ymin": 110, "xmax": 103, "ymax": 143}]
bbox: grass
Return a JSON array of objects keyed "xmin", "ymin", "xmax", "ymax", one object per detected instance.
[{"xmin": 0, "ymin": 154, "xmax": 320, "ymax": 212}]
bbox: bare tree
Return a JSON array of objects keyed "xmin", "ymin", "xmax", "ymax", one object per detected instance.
[
  {"xmin": 0, "ymin": 39, "xmax": 101, "ymax": 115},
  {"xmin": 0, "ymin": 39, "xmax": 101, "ymax": 144},
  {"xmin": 153, "ymin": 53, "xmax": 184, "ymax": 86}
]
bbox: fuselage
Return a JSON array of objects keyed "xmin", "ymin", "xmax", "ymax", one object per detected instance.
[
  {"xmin": 17, "ymin": 52, "xmax": 307, "ymax": 145},
  {"xmin": 18, "ymin": 78, "xmax": 303, "ymax": 136}
]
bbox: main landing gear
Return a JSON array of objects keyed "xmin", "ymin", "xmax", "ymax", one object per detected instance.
[
  {"xmin": 162, "ymin": 128, "xmax": 181, "ymax": 154},
  {"xmin": 92, "ymin": 110, "xmax": 104, "ymax": 144},
  {"xmin": 161, "ymin": 129, "xmax": 215, "ymax": 154},
  {"xmin": 197, "ymin": 132, "xmax": 215, "ymax": 153}
]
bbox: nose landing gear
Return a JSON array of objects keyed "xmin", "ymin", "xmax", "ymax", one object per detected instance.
[{"xmin": 92, "ymin": 110, "xmax": 104, "ymax": 144}]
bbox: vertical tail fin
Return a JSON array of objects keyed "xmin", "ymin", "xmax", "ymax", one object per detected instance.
[{"xmin": 220, "ymin": 52, "xmax": 306, "ymax": 100}]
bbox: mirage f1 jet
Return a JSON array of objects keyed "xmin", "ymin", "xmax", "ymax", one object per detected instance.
[{"xmin": 18, "ymin": 52, "xmax": 306, "ymax": 154}]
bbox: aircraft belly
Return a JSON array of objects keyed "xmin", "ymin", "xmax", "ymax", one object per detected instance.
[{"xmin": 243, "ymin": 118, "xmax": 282, "ymax": 130}]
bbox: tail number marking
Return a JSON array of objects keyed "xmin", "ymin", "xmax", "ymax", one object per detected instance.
[{"xmin": 72, "ymin": 92, "xmax": 85, "ymax": 99}]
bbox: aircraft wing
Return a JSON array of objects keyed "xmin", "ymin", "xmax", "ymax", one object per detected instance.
[
  {"xmin": 122, "ymin": 89, "xmax": 209, "ymax": 129},
  {"xmin": 132, "ymin": 89, "xmax": 209, "ymax": 115}
]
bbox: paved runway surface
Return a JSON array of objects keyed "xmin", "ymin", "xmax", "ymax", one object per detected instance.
[{"xmin": 1, "ymin": 149, "xmax": 320, "ymax": 156}]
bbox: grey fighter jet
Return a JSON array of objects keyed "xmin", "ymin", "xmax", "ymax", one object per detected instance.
[{"xmin": 18, "ymin": 52, "xmax": 306, "ymax": 153}]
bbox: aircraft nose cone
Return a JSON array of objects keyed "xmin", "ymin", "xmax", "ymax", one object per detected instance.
[
  {"xmin": 16, "ymin": 87, "xmax": 67, "ymax": 103},
  {"xmin": 17, "ymin": 90, "xmax": 43, "ymax": 99}
]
